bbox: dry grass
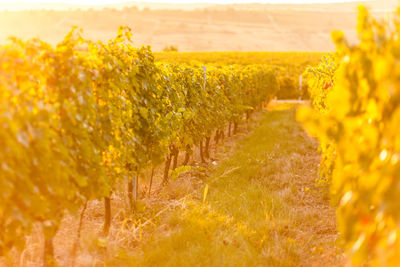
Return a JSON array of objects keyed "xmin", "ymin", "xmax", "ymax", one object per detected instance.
[
  {"xmin": 115, "ymin": 104, "xmax": 343, "ymax": 266},
  {"xmin": 0, "ymin": 104, "xmax": 344, "ymax": 266}
]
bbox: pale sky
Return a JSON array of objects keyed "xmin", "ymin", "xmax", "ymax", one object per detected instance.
[{"xmin": 0, "ymin": 0, "xmax": 367, "ymax": 5}]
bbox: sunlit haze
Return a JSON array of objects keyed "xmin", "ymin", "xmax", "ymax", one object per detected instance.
[
  {"xmin": 0, "ymin": 0, "xmax": 369, "ymax": 4},
  {"xmin": 0, "ymin": 0, "xmax": 390, "ymax": 51}
]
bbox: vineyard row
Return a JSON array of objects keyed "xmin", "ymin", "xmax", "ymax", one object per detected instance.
[{"xmin": 0, "ymin": 26, "xmax": 279, "ymax": 264}]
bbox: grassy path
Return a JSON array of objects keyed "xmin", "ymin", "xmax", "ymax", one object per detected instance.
[{"xmin": 125, "ymin": 107, "xmax": 343, "ymax": 266}]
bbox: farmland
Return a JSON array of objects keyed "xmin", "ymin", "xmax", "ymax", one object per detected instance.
[{"xmin": 1, "ymin": 1, "xmax": 400, "ymax": 266}]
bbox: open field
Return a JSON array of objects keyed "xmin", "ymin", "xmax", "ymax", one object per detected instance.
[
  {"xmin": 0, "ymin": 0, "xmax": 396, "ymax": 51},
  {"xmin": 154, "ymin": 51, "xmax": 324, "ymax": 71}
]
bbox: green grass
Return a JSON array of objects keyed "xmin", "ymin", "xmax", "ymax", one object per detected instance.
[{"xmin": 116, "ymin": 107, "xmax": 341, "ymax": 267}]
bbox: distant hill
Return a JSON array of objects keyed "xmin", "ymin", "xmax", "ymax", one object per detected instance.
[
  {"xmin": 1, "ymin": 1, "xmax": 396, "ymax": 11},
  {"xmin": 0, "ymin": 1, "xmax": 396, "ymax": 51}
]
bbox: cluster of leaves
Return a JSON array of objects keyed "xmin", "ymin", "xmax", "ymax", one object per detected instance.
[
  {"xmin": 298, "ymin": 6, "xmax": 400, "ymax": 265},
  {"xmin": 0, "ymin": 26, "xmax": 279, "ymax": 258},
  {"xmin": 302, "ymin": 54, "xmax": 338, "ymax": 186}
]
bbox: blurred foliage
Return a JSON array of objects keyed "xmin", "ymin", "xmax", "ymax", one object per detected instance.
[{"xmin": 298, "ymin": 5, "xmax": 400, "ymax": 265}]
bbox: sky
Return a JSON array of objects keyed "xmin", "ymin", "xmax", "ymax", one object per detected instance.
[{"xmin": 0, "ymin": 0, "xmax": 367, "ymax": 5}]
